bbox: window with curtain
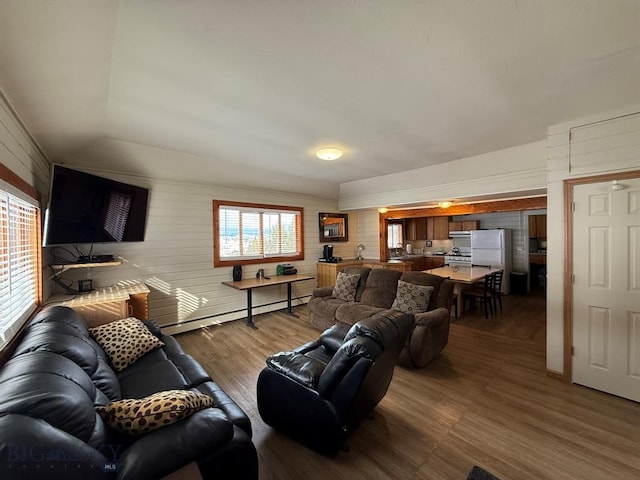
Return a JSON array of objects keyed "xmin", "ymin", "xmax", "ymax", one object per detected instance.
[
  {"xmin": 213, "ymin": 200, "xmax": 304, "ymax": 267},
  {"xmin": 0, "ymin": 179, "xmax": 41, "ymax": 350},
  {"xmin": 387, "ymin": 222, "xmax": 404, "ymax": 248}
]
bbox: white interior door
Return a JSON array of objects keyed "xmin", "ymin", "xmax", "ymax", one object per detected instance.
[{"xmin": 572, "ymin": 177, "xmax": 640, "ymax": 402}]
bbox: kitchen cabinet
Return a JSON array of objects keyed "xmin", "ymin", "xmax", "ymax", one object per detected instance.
[
  {"xmin": 317, "ymin": 259, "xmax": 413, "ymax": 287},
  {"xmin": 529, "ymin": 253, "xmax": 547, "ymax": 265},
  {"xmin": 407, "ymin": 216, "xmax": 449, "ymax": 241},
  {"xmin": 448, "ymin": 220, "xmax": 479, "ymax": 232},
  {"xmin": 381, "ymin": 262, "xmax": 413, "ymax": 273},
  {"xmin": 462, "ymin": 221, "xmax": 479, "ymax": 230},
  {"xmin": 426, "ymin": 217, "xmax": 434, "ymax": 239},
  {"xmin": 528, "ymin": 215, "xmax": 547, "ymax": 238},
  {"xmin": 431, "ymin": 217, "xmax": 449, "ymax": 240},
  {"xmin": 406, "ymin": 218, "xmax": 427, "ymax": 240},
  {"xmin": 424, "ymin": 256, "xmax": 445, "ymax": 270},
  {"xmin": 409, "ymin": 256, "xmax": 426, "ymax": 271},
  {"xmin": 416, "ymin": 218, "xmax": 427, "ymax": 240}
]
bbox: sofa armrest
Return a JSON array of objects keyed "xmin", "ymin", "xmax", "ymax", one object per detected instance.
[
  {"xmin": 0, "ymin": 415, "xmax": 109, "ymax": 480},
  {"xmin": 414, "ymin": 307, "xmax": 450, "ymax": 327},
  {"xmin": 265, "ymin": 351, "xmax": 326, "ymax": 389},
  {"xmin": 401, "ymin": 308, "xmax": 450, "ymax": 368},
  {"xmin": 311, "ymin": 286, "xmax": 334, "ymax": 298},
  {"xmin": 117, "ymin": 409, "xmax": 233, "ymax": 480}
]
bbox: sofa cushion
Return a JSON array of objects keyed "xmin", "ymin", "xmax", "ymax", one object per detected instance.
[
  {"xmin": 96, "ymin": 389, "xmax": 215, "ymax": 435},
  {"xmin": 334, "ymin": 303, "xmax": 387, "ymax": 326},
  {"xmin": 332, "ymin": 272, "xmax": 361, "ymax": 301},
  {"xmin": 12, "ymin": 321, "xmax": 122, "ymax": 402},
  {"xmin": 89, "ymin": 317, "xmax": 164, "ymax": 372},
  {"xmin": 0, "ymin": 351, "xmax": 109, "ymax": 445},
  {"xmin": 118, "ymin": 354, "xmax": 190, "ymax": 399},
  {"xmin": 391, "ymin": 280, "xmax": 434, "ymax": 314},
  {"xmin": 318, "ymin": 324, "xmax": 349, "ymax": 353},
  {"xmin": 359, "ymin": 269, "xmax": 402, "ymax": 308}
]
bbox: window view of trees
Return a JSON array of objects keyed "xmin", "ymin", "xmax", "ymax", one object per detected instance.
[{"xmin": 213, "ymin": 201, "xmax": 303, "ymax": 267}]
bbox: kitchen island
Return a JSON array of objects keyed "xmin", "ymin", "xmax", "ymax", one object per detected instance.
[{"xmin": 316, "ymin": 258, "xmax": 413, "ymax": 287}]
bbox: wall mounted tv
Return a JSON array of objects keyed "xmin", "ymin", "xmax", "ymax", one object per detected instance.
[{"xmin": 43, "ymin": 165, "xmax": 150, "ymax": 246}]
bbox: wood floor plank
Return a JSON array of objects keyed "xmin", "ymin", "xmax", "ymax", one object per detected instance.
[{"xmin": 176, "ymin": 292, "xmax": 640, "ymax": 480}]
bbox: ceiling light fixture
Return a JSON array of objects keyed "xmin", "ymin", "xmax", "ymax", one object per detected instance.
[
  {"xmin": 377, "ymin": 207, "xmax": 388, "ymax": 214},
  {"xmin": 316, "ymin": 147, "xmax": 343, "ymax": 161},
  {"xmin": 438, "ymin": 201, "xmax": 453, "ymax": 208},
  {"xmin": 610, "ymin": 180, "xmax": 625, "ymax": 191}
]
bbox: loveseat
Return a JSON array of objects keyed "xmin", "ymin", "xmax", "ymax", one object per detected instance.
[
  {"xmin": 0, "ymin": 306, "xmax": 258, "ymax": 480},
  {"xmin": 308, "ymin": 267, "xmax": 453, "ymax": 368},
  {"xmin": 257, "ymin": 310, "xmax": 413, "ymax": 456}
]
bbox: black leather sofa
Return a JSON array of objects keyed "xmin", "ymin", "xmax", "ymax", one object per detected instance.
[
  {"xmin": 0, "ymin": 306, "xmax": 258, "ymax": 480},
  {"xmin": 256, "ymin": 310, "xmax": 413, "ymax": 456}
]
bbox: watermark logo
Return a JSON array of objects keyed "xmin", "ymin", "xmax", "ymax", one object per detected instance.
[{"xmin": 3, "ymin": 443, "xmax": 122, "ymax": 473}]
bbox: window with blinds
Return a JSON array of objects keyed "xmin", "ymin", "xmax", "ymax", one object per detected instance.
[
  {"xmin": 213, "ymin": 200, "xmax": 304, "ymax": 267},
  {"xmin": 0, "ymin": 184, "xmax": 40, "ymax": 349}
]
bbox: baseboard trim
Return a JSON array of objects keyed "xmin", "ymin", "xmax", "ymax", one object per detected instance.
[{"xmin": 546, "ymin": 369, "xmax": 568, "ymax": 381}]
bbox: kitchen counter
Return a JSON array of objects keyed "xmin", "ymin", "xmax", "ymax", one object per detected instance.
[
  {"xmin": 316, "ymin": 258, "xmax": 413, "ymax": 288},
  {"xmin": 390, "ymin": 253, "xmax": 448, "ymax": 259}
]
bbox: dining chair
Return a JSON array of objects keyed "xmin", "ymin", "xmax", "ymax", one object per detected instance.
[
  {"xmin": 492, "ymin": 270, "xmax": 504, "ymax": 314},
  {"xmin": 462, "ymin": 273, "xmax": 494, "ymax": 319}
]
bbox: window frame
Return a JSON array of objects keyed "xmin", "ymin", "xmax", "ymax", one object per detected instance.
[
  {"xmin": 0, "ymin": 163, "xmax": 42, "ymax": 354},
  {"xmin": 387, "ymin": 220, "xmax": 404, "ymax": 249},
  {"xmin": 213, "ymin": 200, "xmax": 304, "ymax": 267}
]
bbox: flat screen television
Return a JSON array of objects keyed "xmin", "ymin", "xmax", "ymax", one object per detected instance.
[{"xmin": 43, "ymin": 165, "xmax": 149, "ymax": 246}]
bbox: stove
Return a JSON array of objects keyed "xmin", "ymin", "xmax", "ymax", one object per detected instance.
[{"xmin": 444, "ymin": 254, "xmax": 472, "ymax": 266}]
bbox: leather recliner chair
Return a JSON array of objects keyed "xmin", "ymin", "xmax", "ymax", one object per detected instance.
[{"xmin": 256, "ymin": 310, "xmax": 413, "ymax": 457}]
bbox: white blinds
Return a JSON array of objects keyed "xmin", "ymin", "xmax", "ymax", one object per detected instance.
[
  {"xmin": 219, "ymin": 206, "xmax": 300, "ymax": 260},
  {"xmin": 0, "ymin": 187, "xmax": 39, "ymax": 348}
]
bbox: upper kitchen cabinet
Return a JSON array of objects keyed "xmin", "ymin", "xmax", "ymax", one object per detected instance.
[
  {"xmin": 528, "ymin": 214, "xmax": 547, "ymax": 238},
  {"xmin": 432, "ymin": 217, "xmax": 449, "ymax": 240},
  {"xmin": 406, "ymin": 217, "xmax": 427, "ymax": 240},
  {"xmin": 407, "ymin": 216, "xmax": 450, "ymax": 240},
  {"xmin": 448, "ymin": 220, "xmax": 479, "ymax": 232}
]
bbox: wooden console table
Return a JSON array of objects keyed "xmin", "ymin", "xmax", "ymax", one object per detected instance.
[
  {"xmin": 222, "ymin": 274, "xmax": 314, "ymax": 329},
  {"xmin": 47, "ymin": 280, "xmax": 150, "ymax": 327}
]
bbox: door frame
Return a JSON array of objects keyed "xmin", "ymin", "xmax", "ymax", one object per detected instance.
[{"xmin": 563, "ymin": 169, "xmax": 640, "ymax": 382}]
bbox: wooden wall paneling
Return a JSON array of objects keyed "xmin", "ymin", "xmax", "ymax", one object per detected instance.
[{"xmin": 382, "ymin": 197, "xmax": 547, "ymax": 220}]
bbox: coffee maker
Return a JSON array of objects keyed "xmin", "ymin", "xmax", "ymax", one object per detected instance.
[{"xmin": 322, "ymin": 244, "xmax": 339, "ymax": 263}]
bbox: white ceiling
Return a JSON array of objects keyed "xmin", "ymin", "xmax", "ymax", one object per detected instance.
[{"xmin": 1, "ymin": 1, "xmax": 639, "ymax": 199}]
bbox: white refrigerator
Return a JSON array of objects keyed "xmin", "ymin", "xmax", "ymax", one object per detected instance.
[{"xmin": 471, "ymin": 229, "xmax": 512, "ymax": 294}]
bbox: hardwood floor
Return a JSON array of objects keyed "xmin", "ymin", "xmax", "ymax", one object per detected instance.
[{"xmin": 177, "ymin": 292, "xmax": 640, "ymax": 480}]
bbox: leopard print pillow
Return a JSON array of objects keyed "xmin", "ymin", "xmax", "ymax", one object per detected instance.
[
  {"xmin": 96, "ymin": 390, "xmax": 215, "ymax": 435},
  {"xmin": 89, "ymin": 317, "xmax": 164, "ymax": 372}
]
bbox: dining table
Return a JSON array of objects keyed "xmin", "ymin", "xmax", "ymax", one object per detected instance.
[{"xmin": 424, "ymin": 265, "xmax": 502, "ymax": 316}]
